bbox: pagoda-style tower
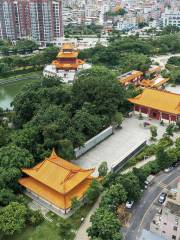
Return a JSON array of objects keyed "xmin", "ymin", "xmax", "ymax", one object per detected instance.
[{"xmin": 52, "ymin": 43, "xmax": 85, "ymax": 71}]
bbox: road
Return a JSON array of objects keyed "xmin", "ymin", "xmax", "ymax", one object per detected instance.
[
  {"xmin": 123, "ymin": 167, "xmax": 180, "ymax": 240},
  {"xmin": 151, "ymin": 53, "xmax": 180, "ymax": 69}
]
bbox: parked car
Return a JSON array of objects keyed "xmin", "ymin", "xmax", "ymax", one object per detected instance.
[
  {"xmin": 164, "ymin": 166, "xmax": 174, "ymax": 173},
  {"xmin": 158, "ymin": 192, "xmax": 167, "ymax": 204},
  {"xmin": 144, "ymin": 175, "xmax": 155, "ymax": 189},
  {"xmin": 126, "ymin": 200, "xmax": 134, "ymax": 209},
  {"xmin": 172, "ymin": 161, "xmax": 180, "ymax": 168}
]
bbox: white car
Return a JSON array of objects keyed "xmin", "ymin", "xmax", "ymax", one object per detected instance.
[
  {"xmin": 126, "ymin": 200, "xmax": 134, "ymax": 209},
  {"xmin": 164, "ymin": 166, "xmax": 174, "ymax": 173}
]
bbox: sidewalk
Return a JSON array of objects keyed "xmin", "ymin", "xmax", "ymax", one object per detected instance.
[
  {"xmin": 122, "ymin": 155, "xmax": 156, "ymax": 174},
  {"xmin": 74, "ymin": 197, "xmax": 101, "ymax": 240}
]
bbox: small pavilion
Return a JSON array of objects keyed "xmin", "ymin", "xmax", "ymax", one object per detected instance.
[
  {"xmin": 52, "ymin": 43, "xmax": 85, "ymax": 71},
  {"xmin": 19, "ymin": 150, "xmax": 95, "ymax": 214}
]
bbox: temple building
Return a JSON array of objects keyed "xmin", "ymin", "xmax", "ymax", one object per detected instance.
[
  {"xmin": 128, "ymin": 88, "xmax": 180, "ymax": 123},
  {"xmin": 19, "ymin": 150, "xmax": 95, "ymax": 215},
  {"xmin": 139, "ymin": 76, "xmax": 169, "ymax": 89},
  {"xmin": 118, "ymin": 70, "xmax": 143, "ymax": 86},
  {"xmin": 43, "ymin": 43, "xmax": 91, "ymax": 83}
]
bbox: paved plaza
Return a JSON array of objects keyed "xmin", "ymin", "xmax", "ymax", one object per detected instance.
[
  {"xmin": 73, "ymin": 117, "xmax": 166, "ymax": 176},
  {"xmin": 166, "ymin": 85, "xmax": 180, "ymax": 94}
]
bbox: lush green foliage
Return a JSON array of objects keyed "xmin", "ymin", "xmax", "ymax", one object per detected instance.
[
  {"xmin": 88, "ymin": 207, "xmax": 122, "ymax": 240},
  {"xmin": 167, "ymin": 56, "xmax": 180, "ymax": 66},
  {"xmin": 98, "ymin": 161, "xmax": 108, "ymax": 177},
  {"xmin": 0, "ymin": 46, "xmax": 58, "ymax": 76},
  {"xmin": 10, "ymin": 67, "xmax": 127, "ymax": 162},
  {"xmin": 85, "ymin": 179, "xmax": 102, "ymax": 203},
  {"xmin": 100, "ymin": 183, "xmax": 127, "ymax": 209},
  {"xmin": 0, "ymin": 202, "xmax": 27, "ymax": 235},
  {"xmin": 124, "ymin": 137, "xmax": 173, "ymax": 169},
  {"xmin": 64, "ymin": 23, "xmax": 103, "ymax": 36},
  {"xmin": 0, "ymin": 39, "xmax": 38, "ymax": 56}
]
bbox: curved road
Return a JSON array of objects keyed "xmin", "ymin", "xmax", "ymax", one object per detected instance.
[
  {"xmin": 151, "ymin": 53, "xmax": 180, "ymax": 69},
  {"xmin": 123, "ymin": 167, "xmax": 180, "ymax": 240}
]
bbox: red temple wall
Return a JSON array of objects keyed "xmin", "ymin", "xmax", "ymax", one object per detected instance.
[{"xmin": 133, "ymin": 104, "xmax": 177, "ymax": 122}]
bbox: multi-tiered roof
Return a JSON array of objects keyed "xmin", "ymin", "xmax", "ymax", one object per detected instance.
[
  {"xmin": 19, "ymin": 150, "xmax": 95, "ymax": 210},
  {"xmin": 52, "ymin": 43, "xmax": 85, "ymax": 70}
]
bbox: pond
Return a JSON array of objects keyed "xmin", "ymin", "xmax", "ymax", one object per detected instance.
[{"xmin": 0, "ymin": 80, "xmax": 39, "ymax": 110}]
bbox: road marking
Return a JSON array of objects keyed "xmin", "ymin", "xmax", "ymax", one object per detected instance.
[{"xmin": 137, "ymin": 176, "xmax": 179, "ymax": 234}]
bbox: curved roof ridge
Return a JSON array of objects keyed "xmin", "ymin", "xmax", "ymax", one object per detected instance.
[{"xmin": 146, "ymin": 88, "xmax": 180, "ymax": 96}]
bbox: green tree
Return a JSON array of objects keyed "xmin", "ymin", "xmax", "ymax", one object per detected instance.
[
  {"xmin": 150, "ymin": 125, "xmax": 157, "ymax": 140},
  {"xmin": 71, "ymin": 197, "xmax": 81, "ymax": 211},
  {"xmin": 0, "ymin": 126, "xmax": 8, "ymax": 147},
  {"xmin": 98, "ymin": 161, "xmax": 108, "ymax": 177},
  {"xmin": 72, "ymin": 66, "xmax": 125, "ymax": 120},
  {"xmin": 100, "ymin": 183, "xmax": 127, "ymax": 209},
  {"xmin": 27, "ymin": 209, "xmax": 44, "ymax": 226},
  {"xmin": 0, "ymin": 62, "xmax": 10, "ymax": 75},
  {"xmin": 118, "ymin": 173, "xmax": 141, "ymax": 201},
  {"xmin": 113, "ymin": 112, "xmax": 124, "ymax": 128},
  {"xmin": 0, "ymin": 202, "xmax": 27, "ymax": 235},
  {"xmin": 132, "ymin": 167, "xmax": 148, "ymax": 188},
  {"xmin": 0, "ymin": 145, "xmax": 33, "ymax": 190},
  {"xmin": 58, "ymin": 219, "xmax": 74, "ymax": 239},
  {"xmin": 0, "ymin": 189, "xmax": 15, "ymax": 206},
  {"xmin": 58, "ymin": 139, "xmax": 74, "ymax": 160},
  {"xmin": 165, "ymin": 124, "xmax": 175, "ymax": 136},
  {"xmin": 0, "ymin": 145, "xmax": 34, "ymax": 169},
  {"xmin": 156, "ymin": 146, "xmax": 171, "ymax": 170},
  {"xmin": 85, "ymin": 179, "xmax": 102, "ymax": 203},
  {"xmin": 87, "ymin": 207, "xmax": 122, "ymax": 240}
]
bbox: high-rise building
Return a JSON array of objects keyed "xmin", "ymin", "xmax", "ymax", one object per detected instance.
[{"xmin": 0, "ymin": 0, "xmax": 63, "ymax": 44}]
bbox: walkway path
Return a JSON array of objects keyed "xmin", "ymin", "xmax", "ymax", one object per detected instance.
[
  {"xmin": 151, "ymin": 53, "xmax": 180, "ymax": 69},
  {"xmin": 122, "ymin": 155, "xmax": 156, "ymax": 174},
  {"xmin": 74, "ymin": 197, "xmax": 101, "ymax": 240},
  {"xmin": 122, "ymin": 132, "xmax": 179, "ymax": 174}
]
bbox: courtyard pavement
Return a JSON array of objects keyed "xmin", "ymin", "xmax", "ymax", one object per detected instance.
[
  {"xmin": 73, "ymin": 116, "xmax": 166, "ymax": 176},
  {"xmin": 166, "ymin": 85, "xmax": 180, "ymax": 94}
]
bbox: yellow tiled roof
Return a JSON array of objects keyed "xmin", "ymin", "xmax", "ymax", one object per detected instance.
[
  {"xmin": 57, "ymin": 52, "xmax": 78, "ymax": 58},
  {"xmin": 52, "ymin": 59, "xmax": 85, "ymax": 69},
  {"xmin": 140, "ymin": 77, "xmax": 169, "ymax": 88},
  {"xmin": 128, "ymin": 88, "xmax": 180, "ymax": 114},
  {"xmin": 19, "ymin": 150, "xmax": 95, "ymax": 209},
  {"xmin": 19, "ymin": 177, "xmax": 92, "ymax": 209},
  {"xmin": 20, "ymin": 150, "xmax": 95, "ymax": 194},
  {"xmin": 118, "ymin": 70, "xmax": 143, "ymax": 84},
  {"xmin": 62, "ymin": 43, "xmax": 74, "ymax": 50}
]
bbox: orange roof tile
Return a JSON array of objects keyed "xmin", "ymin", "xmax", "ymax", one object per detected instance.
[
  {"xmin": 19, "ymin": 177, "xmax": 92, "ymax": 209},
  {"xmin": 57, "ymin": 52, "xmax": 78, "ymax": 58},
  {"xmin": 140, "ymin": 77, "xmax": 169, "ymax": 88},
  {"xmin": 20, "ymin": 151, "xmax": 95, "ymax": 195},
  {"xmin": 62, "ymin": 43, "xmax": 74, "ymax": 50},
  {"xmin": 19, "ymin": 150, "xmax": 95, "ymax": 210},
  {"xmin": 118, "ymin": 70, "xmax": 143, "ymax": 84},
  {"xmin": 128, "ymin": 88, "xmax": 180, "ymax": 114}
]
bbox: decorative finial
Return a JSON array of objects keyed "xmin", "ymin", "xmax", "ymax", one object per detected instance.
[{"xmin": 50, "ymin": 148, "xmax": 58, "ymax": 159}]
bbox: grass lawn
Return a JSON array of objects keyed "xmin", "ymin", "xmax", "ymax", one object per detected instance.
[{"xmin": 3, "ymin": 203, "xmax": 94, "ymax": 240}]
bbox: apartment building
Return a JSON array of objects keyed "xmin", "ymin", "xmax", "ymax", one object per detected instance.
[
  {"xmin": 0, "ymin": 0, "xmax": 63, "ymax": 44},
  {"xmin": 161, "ymin": 8, "xmax": 180, "ymax": 28}
]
